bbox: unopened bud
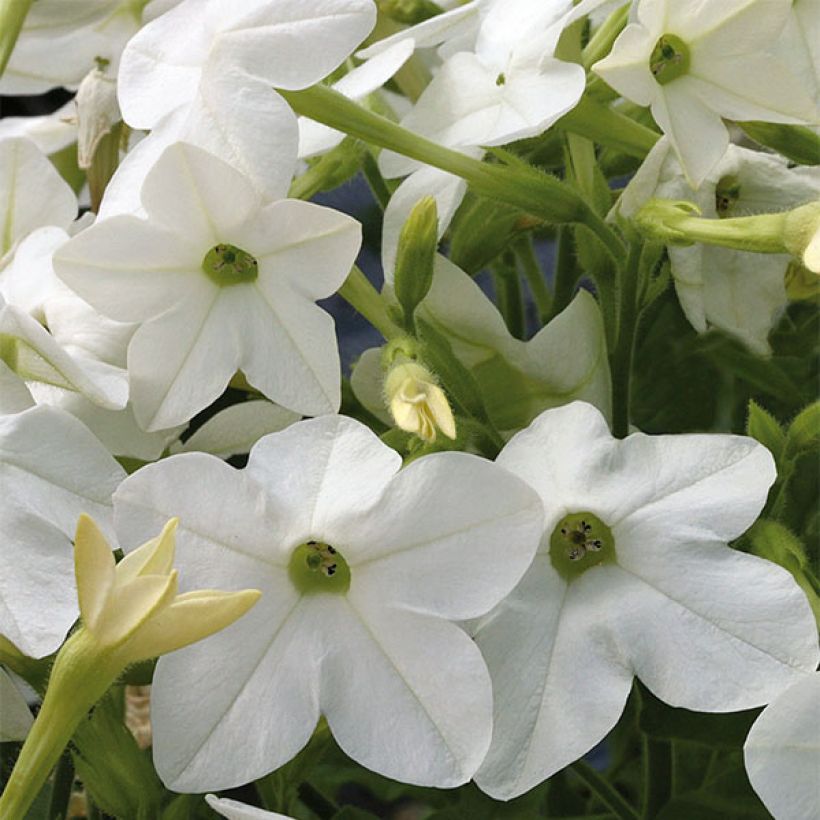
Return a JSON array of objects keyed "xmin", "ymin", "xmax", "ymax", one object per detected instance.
[
  {"xmin": 394, "ymin": 196, "xmax": 438, "ymax": 329},
  {"xmin": 75, "ymin": 65, "xmax": 120, "ymax": 170}
]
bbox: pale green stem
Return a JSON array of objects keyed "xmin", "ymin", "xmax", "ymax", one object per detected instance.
[
  {"xmin": 279, "ymin": 85, "xmax": 624, "ymax": 261},
  {"xmin": 559, "ymin": 97, "xmax": 659, "ymax": 159},
  {"xmin": 0, "ymin": 630, "xmax": 122, "ymax": 819},
  {"xmin": 582, "ymin": 2, "xmax": 629, "ymax": 69},
  {"xmin": 0, "ymin": 0, "xmax": 33, "ymax": 77},
  {"xmin": 338, "ymin": 266, "xmax": 403, "ymax": 340}
]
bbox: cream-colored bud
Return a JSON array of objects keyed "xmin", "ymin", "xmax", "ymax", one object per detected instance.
[
  {"xmin": 75, "ymin": 66, "xmax": 121, "ymax": 170},
  {"xmin": 384, "ymin": 360, "xmax": 456, "ymax": 443}
]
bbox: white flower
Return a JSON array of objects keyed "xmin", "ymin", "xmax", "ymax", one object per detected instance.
[
  {"xmin": 0, "ymin": 101, "xmax": 77, "ymax": 156},
  {"xmin": 0, "ymin": 0, "xmax": 178, "ymax": 95},
  {"xmin": 352, "ymin": 256, "xmax": 611, "ymax": 432},
  {"xmin": 104, "ymin": 0, "xmax": 376, "ymax": 213},
  {"xmin": 744, "ymin": 673, "xmax": 820, "ymax": 820},
  {"xmin": 0, "ymin": 406, "xmax": 125, "ymax": 658},
  {"xmin": 618, "ymin": 138, "xmax": 820, "ymax": 355},
  {"xmin": 55, "ymin": 142, "xmax": 361, "ymax": 431},
  {"xmin": 774, "ymin": 0, "xmax": 820, "ymax": 108},
  {"xmin": 113, "ymin": 414, "xmax": 543, "ymax": 791},
  {"xmin": 473, "ymin": 401, "xmax": 820, "ymax": 800},
  {"xmin": 594, "ymin": 0, "xmax": 818, "ymax": 187}
]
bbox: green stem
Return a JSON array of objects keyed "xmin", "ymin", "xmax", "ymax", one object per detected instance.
[
  {"xmin": 571, "ymin": 761, "xmax": 639, "ymax": 820},
  {"xmin": 611, "ymin": 241, "xmax": 642, "ymax": 438},
  {"xmin": 0, "ymin": 0, "xmax": 33, "ymax": 77},
  {"xmin": 559, "ymin": 97, "xmax": 659, "ymax": 160},
  {"xmin": 514, "ymin": 237, "xmax": 552, "ymax": 322},
  {"xmin": 582, "ymin": 2, "xmax": 629, "ymax": 68},
  {"xmin": 642, "ymin": 737, "xmax": 674, "ymax": 819},
  {"xmin": 279, "ymin": 85, "xmax": 623, "ymax": 260},
  {"xmin": 297, "ymin": 782, "xmax": 337, "ymax": 820},
  {"xmin": 0, "ymin": 631, "xmax": 120, "ymax": 819},
  {"xmin": 338, "ymin": 265, "xmax": 403, "ymax": 340},
  {"xmin": 492, "ymin": 254, "xmax": 525, "ymax": 340},
  {"xmin": 362, "ymin": 149, "xmax": 392, "ymax": 210}
]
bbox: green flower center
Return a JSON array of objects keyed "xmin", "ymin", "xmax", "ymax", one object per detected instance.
[
  {"xmin": 201, "ymin": 243, "xmax": 258, "ymax": 287},
  {"xmin": 715, "ymin": 175, "xmax": 741, "ymax": 218},
  {"xmin": 649, "ymin": 34, "xmax": 690, "ymax": 86},
  {"xmin": 288, "ymin": 540, "xmax": 351, "ymax": 595},
  {"xmin": 549, "ymin": 511, "xmax": 616, "ymax": 582}
]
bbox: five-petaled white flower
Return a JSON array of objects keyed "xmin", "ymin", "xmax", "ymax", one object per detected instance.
[
  {"xmin": 112, "ymin": 414, "xmax": 544, "ymax": 791},
  {"xmin": 55, "ymin": 142, "xmax": 361, "ymax": 431},
  {"xmin": 472, "ymin": 401, "xmax": 819, "ymax": 799},
  {"xmin": 594, "ymin": 0, "xmax": 818, "ymax": 187}
]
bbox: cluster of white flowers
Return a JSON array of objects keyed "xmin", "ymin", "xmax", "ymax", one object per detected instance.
[{"xmin": 0, "ymin": 1, "xmax": 818, "ymax": 819}]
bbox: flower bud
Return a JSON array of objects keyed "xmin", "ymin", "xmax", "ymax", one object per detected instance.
[{"xmin": 384, "ymin": 358, "xmax": 456, "ymax": 443}]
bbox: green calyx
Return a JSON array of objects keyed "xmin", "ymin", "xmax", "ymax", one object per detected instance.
[
  {"xmin": 201, "ymin": 243, "xmax": 259, "ymax": 287},
  {"xmin": 715, "ymin": 175, "xmax": 741, "ymax": 218},
  {"xmin": 649, "ymin": 34, "xmax": 690, "ymax": 86},
  {"xmin": 288, "ymin": 541, "xmax": 351, "ymax": 595},
  {"xmin": 549, "ymin": 511, "xmax": 616, "ymax": 581}
]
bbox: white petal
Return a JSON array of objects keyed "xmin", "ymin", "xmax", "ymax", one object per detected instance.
[
  {"xmin": 0, "ymin": 138, "xmax": 77, "ymax": 260},
  {"xmin": 608, "ymin": 545, "xmax": 820, "ymax": 710},
  {"xmin": 349, "ymin": 346, "xmax": 392, "ymax": 425},
  {"xmin": 592, "ymin": 22, "xmax": 659, "ymax": 108},
  {"xmin": 236, "ymin": 199, "xmax": 361, "ymax": 301},
  {"xmin": 348, "ymin": 451, "xmax": 543, "ymax": 619},
  {"xmin": 334, "ymin": 40, "xmax": 414, "ymax": 98},
  {"xmin": 357, "ymin": 2, "xmax": 481, "ymax": 59},
  {"xmin": 127, "ymin": 287, "xmax": 236, "ymax": 431},
  {"xmin": 140, "ymin": 142, "xmax": 260, "ymax": 248},
  {"xmin": 206, "ymin": 795, "xmax": 294, "ymax": 820},
  {"xmin": 171, "ymin": 400, "xmax": 300, "ymax": 459},
  {"xmin": 321, "ymin": 598, "xmax": 493, "ymax": 787},
  {"xmin": 0, "ymin": 406, "xmax": 124, "ymax": 657},
  {"xmin": 0, "ymin": 668, "xmax": 33, "ymax": 741},
  {"xmin": 246, "ymin": 415, "xmax": 400, "ymax": 546},
  {"xmin": 117, "ymin": 0, "xmax": 212, "ymax": 129},
  {"xmin": 212, "ymin": 0, "xmax": 376, "ymax": 90},
  {"xmin": 0, "ymin": 359, "xmax": 34, "ymax": 414},
  {"xmin": 152, "ymin": 592, "xmax": 321, "ymax": 791},
  {"xmin": 745, "ymin": 674, "xmax": 820, "ymax": 820},
  {"xmin": 475, "ymin": 560, "xmax": 633, "ymax": 799},
  {"xmin": 239, "ymin": 282, "xmax": 342, "ymax": 417},
  {"xmin": 382, "ymin": 167, "xmax": 470, "ymax": 278},
  {"xmin": 0, "ymin": 101, "xmax": 77, "ymax": 156},
  {"xmin": 53, "ymin": 216, "xmax": 203, "ymax": 323},
  {"xmin": 650, "ymin": 81, "xmax": 729, "ymax": 189}
]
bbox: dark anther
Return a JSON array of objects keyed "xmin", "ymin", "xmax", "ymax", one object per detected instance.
[{"xmin": 327, "ymin": 546, "xmax": 336, "ymax": 554}]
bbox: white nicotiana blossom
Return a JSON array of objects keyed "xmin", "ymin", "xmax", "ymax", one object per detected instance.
[
  {"xmin": 618, "ymin": 138, "xmax": 820, "ymax": 355},
  {"xmin": 0, "ymin": 0, "xmax": 180, "ymax": 95},
  {"xmin": 775, "ymin": 0, "xmax": 820, "ymax": 108},
  {"xmin": 744, "ymin": 673, "xmax": 820, "ymax": 820},
  {"xmin": 102, "ymin": 0, "xmax": 377, "ymax": 216},
  {"xmin": 113, "ymin": 414, "xmax": 544, "ymax": 791},
  {"xmin": 0, "ymin": 669, "xmax": 33, "ymax": 742},
  {"xmin": 352, "ymin": 256, "xmax": 611, "ymax": 432},
  {"xmin": 473, "ymin": 401, "xmax": 820, "ymax": 800},
  {"xmin": 55, "ymin": 142, "xmax": 361, "ymax": 431},
  {"xmin": 0, "ymin": 406, "xmax": 126, "ymax": 658},
  {"xmin": 594, "ymin": 0, "xmax": 818, "ymax": 187}
]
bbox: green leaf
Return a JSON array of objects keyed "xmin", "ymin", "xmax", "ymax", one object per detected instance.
[
  {"xmin": 740, "ymin": 121, "xmax": 820, "ymax": 166},
  {"xmin": 656, "ymin": 766, "xmax": 769, "ymax": 820},
  {"xmin": 786, "ymin": 401, "xmax": 820, "ymax": 457},
  {"xmin": 745, "ymin": 400, "xmax": 786, "ymax": 462}
]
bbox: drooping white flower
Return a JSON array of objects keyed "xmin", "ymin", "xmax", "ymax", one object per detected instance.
[
  {"xmin": 113, "ymin": 414, "xmax": 544, "ymax": 791},
  {"xmin": 352, "ymin": 256, "xmax": 611, "ymax": 432},
  {"xmin": 55, "ymin": 142, "xmax": 361, "ymax": 431},
  {"xmin": 473, "ymin": 401, "xmax": 820, "ymax": 800},
  {"xmin": 618, "ymin": 138, "xmax": 820, "ymax": 355},
  {"xmin": 105, "ymin": 0, "xmax": 376, "ymax": 213},
  {"xmin": 744, "ymin": 673, "xmax": 820, "ymax": 820},
  {"xmin": 0, "ymin": 406, "xmax": 125, "ymax": 658},
  {"xmin": 594, "ymin": 0, "xmax": 818, "ymax": 187}
]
